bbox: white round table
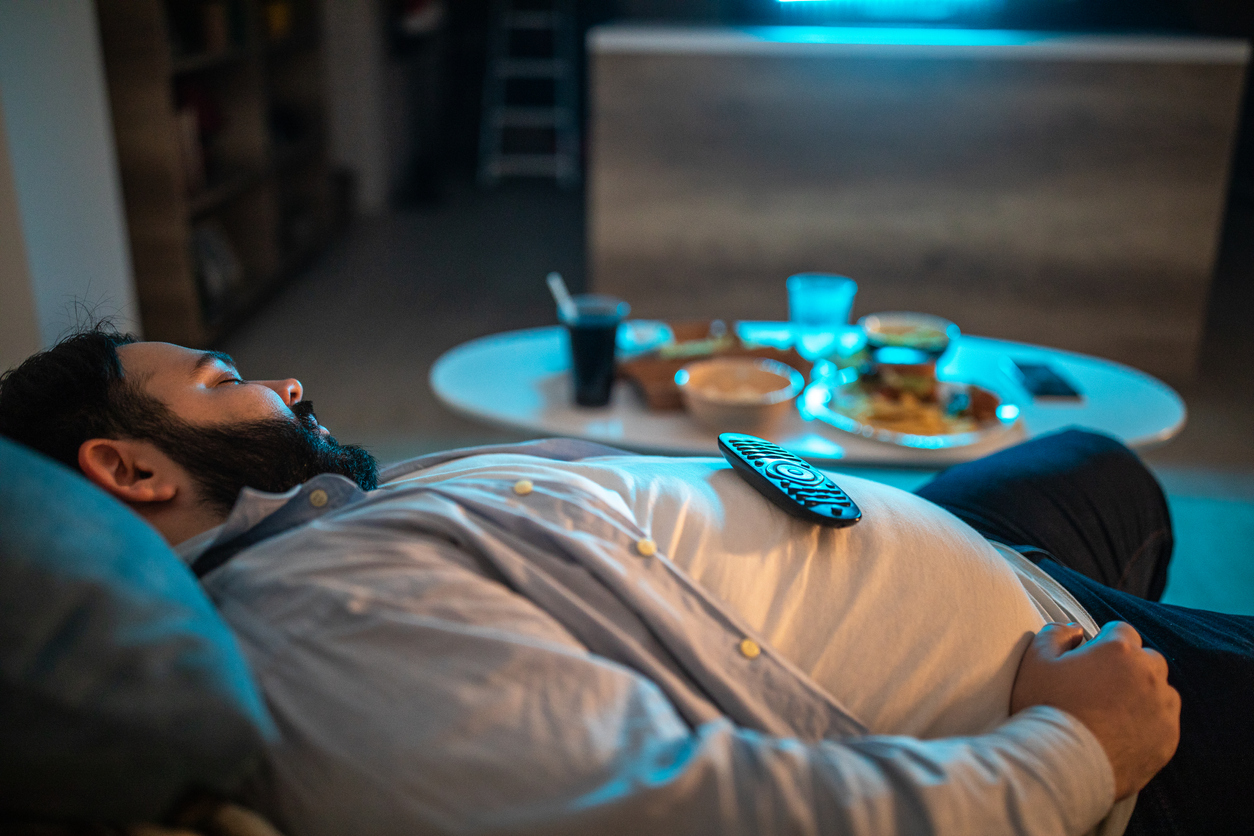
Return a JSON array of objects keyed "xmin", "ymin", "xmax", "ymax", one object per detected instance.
[{"xmin": 429, "ymin": 325, "xmax": 1186, "ymax": 466}]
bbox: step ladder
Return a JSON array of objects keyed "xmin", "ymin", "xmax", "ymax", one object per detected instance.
[{"xmin": 477, "ymin": 0, "xmax": 580, "ymax": 188}]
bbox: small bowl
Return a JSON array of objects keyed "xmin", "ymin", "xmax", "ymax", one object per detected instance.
[
  {"xmin": 858, "ymin": 312, "xmax": 960, "ymax": 357},
  {"xmin": 676, "ymin": 357, "xmax": 804, "ymax": 435}
]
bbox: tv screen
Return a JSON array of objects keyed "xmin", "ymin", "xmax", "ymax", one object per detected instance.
[{"xmin": 776, "ymin": 0, "xmax": 1004, "ymax": 24}]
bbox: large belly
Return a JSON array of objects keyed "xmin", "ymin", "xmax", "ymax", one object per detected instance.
[
  {"xmin": 573, "ymin": 457, "xmax": 1047, "ymax": 739},
  {"xmin": 406, "ymin": 453, "xmax": 1046, "ymax": 738}
]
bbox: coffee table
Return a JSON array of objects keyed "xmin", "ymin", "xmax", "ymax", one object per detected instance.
[{"xmin": 429, "ymin": 325, "xmax": 1185, "ymax": 466}]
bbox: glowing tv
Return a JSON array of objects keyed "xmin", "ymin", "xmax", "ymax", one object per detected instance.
[{"xmin": 777, "ymin": 0, "xmax": 1003, "ymax": 23}]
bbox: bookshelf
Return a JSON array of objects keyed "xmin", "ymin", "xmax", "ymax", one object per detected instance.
[{"xmin": 96, "ymin": 0, "xmax": 336, "ymax": 346}]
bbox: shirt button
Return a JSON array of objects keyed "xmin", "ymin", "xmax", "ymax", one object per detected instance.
[
  {"xmin": 513, "ymin": 479, "xmax": 534, "ymax": 495},
  {"xmin": 309, "ymin": 489, "xmax": 329, "ymax": 508},
  {"xmin": 636, "ymin": 538, "xmax": 657, "ymax": 557},
  {"xmin": 739, "ymin": 638, "xmax": 761, "ymax": 660}
]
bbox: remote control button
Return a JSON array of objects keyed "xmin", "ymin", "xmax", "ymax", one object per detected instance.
[{"xmin": 766, "ymin": 461, "xmax": 825, "ymax": 485}]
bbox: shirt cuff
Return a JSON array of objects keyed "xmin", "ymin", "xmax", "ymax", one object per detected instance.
[{"xmin": 1002, "ymin": 704, "xmax": 1118, "ymax": 834}]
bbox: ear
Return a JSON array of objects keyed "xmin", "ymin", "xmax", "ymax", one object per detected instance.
[{"xmin": 78, "ymin": 438, "xmax": 180, "ymax": 505}]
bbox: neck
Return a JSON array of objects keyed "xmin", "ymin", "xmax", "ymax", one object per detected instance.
[{"xmin": 138, "ymin": 501, "xmax": 228, "ymax": 546}]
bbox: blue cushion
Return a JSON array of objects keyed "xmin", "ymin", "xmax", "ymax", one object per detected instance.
[{"xmin": 0, "ymin": 436, "xmax": 275, "ymax": 822}]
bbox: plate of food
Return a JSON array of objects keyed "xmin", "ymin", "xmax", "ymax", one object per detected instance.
[
  {"xmin": 799, "ymin": 358, "xmax": 1021, "ymax": 450},
  {"xmin": 617, "ymin": 320, "xmax": 812, "ymax": 410}
]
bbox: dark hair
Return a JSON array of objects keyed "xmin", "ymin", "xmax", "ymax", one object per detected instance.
[{"xmin": 0, "ymin": 325, "xmax": 160, "ymax": 470}]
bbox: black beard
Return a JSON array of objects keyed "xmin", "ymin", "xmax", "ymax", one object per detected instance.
[{"xmin": 147, "ymin": 400, "xmax": 378, "ymax": 515}]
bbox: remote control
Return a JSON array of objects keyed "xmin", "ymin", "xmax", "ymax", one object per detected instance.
[{"xmin": 717, "ymin": 433, "xmax": 862, "ymax": 527}]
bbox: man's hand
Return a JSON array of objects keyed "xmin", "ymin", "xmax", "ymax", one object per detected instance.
[{"xmin": 1011, "ymin": 621, "xmax": 1180, "ymax": 800}]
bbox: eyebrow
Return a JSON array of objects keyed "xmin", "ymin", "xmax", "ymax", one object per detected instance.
[{"xmin": 191, "ymin": 350, "xmax": 238, "ymax": 376}]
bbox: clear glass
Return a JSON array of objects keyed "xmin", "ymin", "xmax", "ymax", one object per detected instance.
[{"xmin": 787, "ymin": 273, "xmax": 858, "ymax": 360}]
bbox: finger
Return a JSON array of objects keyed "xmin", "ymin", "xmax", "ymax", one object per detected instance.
[
  {"xmin": 1095, "ymin": 620, "xmax": 1143, "ymax": 649},
  {"xmin": 1165, "ymin": 683, "xmax": 1183, "ymax": 717},
  {"xmin": 1142, "ymin": 646, "xmax": 1170, "ymax": 679},
  {"xmin": 1034, "ymin": 622, "xmax": 1086, "ymax": 658}
]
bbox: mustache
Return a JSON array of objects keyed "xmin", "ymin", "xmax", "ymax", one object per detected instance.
[{"xmin": 292, "ymin": 400, "xmax": 319, "ymax": 429}]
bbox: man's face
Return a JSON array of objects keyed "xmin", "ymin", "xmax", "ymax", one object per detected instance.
[
  {"xmin": 117, "ymin": 341, "xmax": 317, "ymax": 431},
  {"xmin": 115, "ymin": 341, "xmax": 377, "ymax": 513}
]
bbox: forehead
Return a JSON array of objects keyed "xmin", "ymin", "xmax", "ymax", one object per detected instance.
[{"xmin": 116, "ymin": 341, "xmax": 234, "ymax": 388}]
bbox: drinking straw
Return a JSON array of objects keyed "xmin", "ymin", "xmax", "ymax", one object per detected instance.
[{"xmin": 546, "ymin": 272, "xmax": 579, "ymax": 322}]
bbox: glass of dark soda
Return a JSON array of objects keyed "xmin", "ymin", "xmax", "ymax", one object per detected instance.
[{"xmin": 560, "ymin": 295, "xmax": 630, "ymax": 407}]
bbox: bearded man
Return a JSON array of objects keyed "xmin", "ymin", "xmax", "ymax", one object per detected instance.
[{"xmin": 1, "ymin": 326, "xmax": 1250, "ymax": 836}]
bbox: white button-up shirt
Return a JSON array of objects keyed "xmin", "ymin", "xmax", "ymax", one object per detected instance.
[{"xmin": 184, "ymin": 440, "xmax": 1123, "ymax": 836}]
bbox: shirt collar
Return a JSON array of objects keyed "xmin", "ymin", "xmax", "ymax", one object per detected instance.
[
  {"xmin": 175, "ymin": 525, "xmax": 224, "ymax": 565},
  {"xmin": 186, "ymin": 474, "xmax": 366, "ymax": 578}
]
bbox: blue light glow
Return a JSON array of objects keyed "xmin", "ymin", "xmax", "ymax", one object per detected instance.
[
  {"xmin": 873, "ymin": 346, "xmax": 933, "ymax": 365},
  {"xmin": 838, "ymin": 329, "xmax": 866, "ymax": 352},
  {"xmin": 996, "ymin": 404, "xmax": 1021, "ymax": 423},
  {"xmin": 750, "ymin": 25, "xmax": 1037, "ymax": 47},
  {"xmin": 778, "ymin": 0, "xmax": 1001, "ymax": 24}
]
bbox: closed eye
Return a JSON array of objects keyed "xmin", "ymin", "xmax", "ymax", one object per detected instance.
[{"xmin": 193, "ymin": 350, "xmax": 242, "ymax": 384}]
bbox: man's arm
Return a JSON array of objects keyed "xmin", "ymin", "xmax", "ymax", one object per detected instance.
[
  {"xmin": 217, "ymin": 539, "xmax": 1123, "ymax": 836},
  {"xmin": 238, "ymin": 627, "xmax": 1117, "ymax": 836},
  {"xmin": 1011, "ymin": 621, "xmax": 1181, "ymax": 800}
]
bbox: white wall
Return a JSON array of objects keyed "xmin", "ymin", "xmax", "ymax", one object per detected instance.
[
  {"xmin": 0, "ymin": 0, "xmax": 139, "ymax": 350},
  {"xmin": 321, "ymin": 0, "xmax": 390, "ymax": 213}
]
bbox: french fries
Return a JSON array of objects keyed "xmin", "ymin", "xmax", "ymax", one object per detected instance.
[{"xmin": 835, "ymin": 389, "xmax": 979, "ymax": 436}]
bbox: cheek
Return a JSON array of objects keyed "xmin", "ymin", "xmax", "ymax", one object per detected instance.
[
  {"xmin": 247, "ymin": 388, "xmax": 293, "ymax": 419},
  {"xmin": 203, "ymin": 387, "xmax": 291, "ymax": 424}
]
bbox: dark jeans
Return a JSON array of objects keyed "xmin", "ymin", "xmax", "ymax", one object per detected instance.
[{"xmin": 915, "ymin": 429, "xmax": 1254, "ymax": 835}]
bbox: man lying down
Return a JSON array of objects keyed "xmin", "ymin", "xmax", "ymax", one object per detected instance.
[{"xmin": 2, "ymin": 327, "xmax": 1251, "ymax": 836}]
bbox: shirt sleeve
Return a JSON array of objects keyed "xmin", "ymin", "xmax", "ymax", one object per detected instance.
[{"xmin": 216, "ymin": 547, "xmax": 1115, "ymax": 836}]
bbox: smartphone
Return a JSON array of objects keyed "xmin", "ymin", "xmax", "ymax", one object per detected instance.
[{"xmin": 1008, "ymin": 360, "xmax": 1083, "ymax": 400}]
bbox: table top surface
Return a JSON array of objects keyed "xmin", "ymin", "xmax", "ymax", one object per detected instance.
[{"xmin": 429, "ymin": 325, "xmax": 1187, "ymax": 467}]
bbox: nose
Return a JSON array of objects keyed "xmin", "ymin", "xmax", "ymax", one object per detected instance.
[{"xmin": 257, "ymin": 378, "xmax": 303, "ymax": 406}]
